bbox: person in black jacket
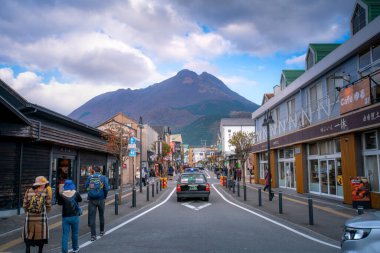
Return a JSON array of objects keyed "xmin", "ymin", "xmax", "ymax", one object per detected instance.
[{"xmin": 58, "ymin": 180, "xmax": 82, "ymax": 253}]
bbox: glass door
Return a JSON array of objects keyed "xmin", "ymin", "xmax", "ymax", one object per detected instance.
[
  {"xmin": 328, "ymin": 160, "xmax": 337, "ymax": 195},
  {"xmin": 320, "ymin": 160, "xmax": 328, "ymax": 194},
  {"xmin": 286, "ymin": 162, "xmax": 295, "ymax": 189}
]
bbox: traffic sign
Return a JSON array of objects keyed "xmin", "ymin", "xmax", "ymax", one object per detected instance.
[
  {"xmin": 128, "ymin": 144, "xmax": 136, "ymax": 149},
  {"xmin": 129, "ymin": 149, "xmax": 136, "ymax": 157}
]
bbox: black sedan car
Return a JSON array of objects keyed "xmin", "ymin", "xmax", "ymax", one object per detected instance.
[{"xmin": 176, "ymin": 172, "xmax": 210, "ymax": 202}]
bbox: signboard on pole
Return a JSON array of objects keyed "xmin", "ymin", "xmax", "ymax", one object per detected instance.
[{"xmin": 129, "ymin": 149, "xmax": 136, "ymax": 157}]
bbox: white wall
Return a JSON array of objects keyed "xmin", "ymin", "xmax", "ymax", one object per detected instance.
[{"xmin": 222, "ymin": 126, "xmax": 256, "ymax": 154}]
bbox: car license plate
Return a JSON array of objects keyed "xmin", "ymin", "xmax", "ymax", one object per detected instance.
[{"xmin": 189, "ymin": 185, "xmax": 198, "ymax": 191}]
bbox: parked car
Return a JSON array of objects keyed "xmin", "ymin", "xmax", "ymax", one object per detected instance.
[
  {"xmin": 176, "ymin": 172, "xmax": 210, "ymax": 202},
  {"xmin": 341, "ymin": 211, "xmax": 380, "ymax": 253}
]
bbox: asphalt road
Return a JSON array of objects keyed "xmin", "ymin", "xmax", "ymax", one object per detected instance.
[{"xmin": 65, "ymin": 176, "xmax": 340, "ymax": 253}]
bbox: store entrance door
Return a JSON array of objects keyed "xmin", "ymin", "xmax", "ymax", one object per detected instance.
[
  {"xmin": 51, "ymin": 157, "xmax": 75, "ymax": 204},
  {"xmin": 319, "ymin": 159, "xmax": 336, "ymax": 195},
  {"xmin": 285, "ymin": 162, "xmax": 296, "ymax": 189}
]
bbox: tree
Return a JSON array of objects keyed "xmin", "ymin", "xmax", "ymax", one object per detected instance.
[
  {"xmin": 228, "ymin": 131, "xmax": 255, "ymax": 187},
  {"xmin": 101, "ymin": 122, "xmax": 133, "ymax": 202}
]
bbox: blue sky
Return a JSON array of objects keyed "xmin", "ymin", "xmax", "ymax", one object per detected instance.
[{"xmin": 0, "ymin": 0, "xmax": 355, "ymax": 115}]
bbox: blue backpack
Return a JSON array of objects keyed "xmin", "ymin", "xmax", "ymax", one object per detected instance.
[{"xmin": 88, "ymin": 175, "xmax": 104, "ymax": 199}]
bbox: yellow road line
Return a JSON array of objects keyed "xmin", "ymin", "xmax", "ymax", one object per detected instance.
[{"xmin": 0, "ymin": 192, "xmax": 132, "ymax": 252}]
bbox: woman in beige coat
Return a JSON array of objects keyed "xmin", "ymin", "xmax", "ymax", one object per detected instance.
[{"xmin": 23, "ymin": 176, "xmax": 52, "ymax": 253}]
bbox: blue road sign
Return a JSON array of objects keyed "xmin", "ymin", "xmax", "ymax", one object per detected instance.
[{"xmin": 129, "ymin": 149, "xmax": 136, "ymax": 157}]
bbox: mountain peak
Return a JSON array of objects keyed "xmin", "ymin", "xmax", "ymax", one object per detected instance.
[{"xmin": 176, "ymin": 69, "xmax": 198, "ymax": 78}]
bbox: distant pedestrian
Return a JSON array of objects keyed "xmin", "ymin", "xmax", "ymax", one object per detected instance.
[
  {"xmin": 263, "ymin": 169, "xmax": 270, "ymax": 191},
  {"xmin": 85, "ymin": 166, "xmax": 109, "ymax": 241},
  {"xmin": 236, "ymin": 166, "xmax": 242, "ymax": 182},
  {"xmin": 23, "ymin": 176, "xmax": 52, "ymax": 253},
  {"xmin": 58, "ymin": 180, "xmax": 82, "ymax": 253}
]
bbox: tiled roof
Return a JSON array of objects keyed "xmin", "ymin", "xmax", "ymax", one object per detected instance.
[{"xmin": 309, "ymin": 44, "xmax": 341, "ymax": 63}]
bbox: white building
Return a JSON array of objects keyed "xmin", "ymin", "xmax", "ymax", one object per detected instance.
[{"xmin": 219, "ymin": 118, "xmax": 256, "ymax": 157}]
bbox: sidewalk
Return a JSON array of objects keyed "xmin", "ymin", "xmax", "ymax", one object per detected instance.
[
  {"xmin": 0, "ymin": 178, "xmax": 167, "ymax": 252},
  {"xmin": 217, "ymin": 176, "xmax": 369, "ymax": 242}
]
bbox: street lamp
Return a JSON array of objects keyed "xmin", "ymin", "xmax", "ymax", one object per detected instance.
[
  {"xmin": 262, "ymin": 110, "xmax": 274, "ymax": 201},
  {"xmin": 138, "ymin": 116, "xmax": 144, "ymax": 193}
]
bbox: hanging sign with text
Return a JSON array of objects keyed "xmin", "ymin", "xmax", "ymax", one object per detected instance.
[{"xmin": 340, "ymin": 77, "xmax": 371, "ymax": 114}]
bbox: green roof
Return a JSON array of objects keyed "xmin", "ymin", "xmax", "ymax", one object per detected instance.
[
  {"xmin": 309, "ymin": 43, "xmax": 341, "ymax": 63},
  {"xmin": 362, "ymin": 0, "xmax": 380, "ymax": 22},
  {"xmin": 282, "ymin": 70, "xmax": 305, "ymax": 86}
]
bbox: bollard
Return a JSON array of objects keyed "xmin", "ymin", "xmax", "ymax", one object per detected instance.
[
  {"xmin": 132, "ymin": 188, "xmax": 136, "ymax": 208},
  {"xmin": 259, "ymin": 188, "xmax": 262, "ymax": 206},
  {"xmin": 156, "ymin": 181, "xmax": 159, "ymax": 194},
  {"xmin": 357, "ymin": 206, "xmax": 364, "ymax": 215},
  {"xmin": 160, "ymin": 180, "xmax": 162, "ymax": 191},
  {"xmin": 244, "ymin": 184, "xmax": 247, "ymax": 201},
  {"xmin": 147, "ymin": 184, "xmax": 150, "ymax": 201},
  {"xmin": 237, "ymin": 181, "xmax": 240, "ymax": 197},
  {"xmin": 115, "ymin": 193, "xmax": 119, "ymax": 215},
  {"xmin": 233, "ymin": 180, "xmax": 235, "ymax": 193},
  {"xmin": 279, "ymin": 191, "xmax": 283, "ymax": 214},
  {"xmin": 152, "ymin": 183, "xmax": 155, "ymax": 198},
  {"xmin": 308, "ymin": 197, "xmax": 314, "ymax": 225}
]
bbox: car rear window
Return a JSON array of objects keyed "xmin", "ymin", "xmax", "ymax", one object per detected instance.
[{"xmin": 180, "ymin": 174, "xmax": 206, "ymax": 184}]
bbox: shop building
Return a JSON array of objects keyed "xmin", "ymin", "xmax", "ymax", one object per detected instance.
[
  {"xmin": 251, "ymin": 0, "xmax": 380, "ymax": 209},
  {"xmin": 0, "ymin": 79, "xmax": 114, "ymax": 217}
]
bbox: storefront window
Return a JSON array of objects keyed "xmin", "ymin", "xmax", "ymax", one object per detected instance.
[
  {"xmin": 259, "ymin": 152, "xmax": 268, "ymax": 180},
  {"xmin": 309, "ymin": 160, "xmax": 319, "ymax": 192},
  {"xmin": 364, "ymin": 131, "xmax": 377, "ymax": 150},
  {"xmin": 364, "ymin": 155, "xmax": 379, "ymax": 192},
  {"xmin": 309, "ymin": 143, "xmax": 318, "ymax": 155},
  {"xmin": 336, "ymin": 159, "xmax": 343, "ymax": 196},
  {"xmin": 278, "ymin": 149, "xmax": 284, "ymax": 159},
  {"xmin": 335, "ymin": 139, "xmax": 341, "ymax": 153},
  {"xmin": 285, "ymin": 148, "xmax": 294, "ymax": 158}
]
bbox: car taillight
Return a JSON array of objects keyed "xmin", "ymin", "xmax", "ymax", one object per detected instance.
[
  {"xmin": 177, "ymin": 184, "xmax": 181, "ymax": 192},
  {"xmin": 206, "ymin": 183, "xmax": 210, "ymax": 191}
]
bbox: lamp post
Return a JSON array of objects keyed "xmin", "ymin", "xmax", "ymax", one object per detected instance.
[
  {"xmin": 138, "ymin": 116, "xmax": 144, "ymax": 193},
  {"xmin": 262, "ymin": 110, "xmax": 274, "ymax": 201}
]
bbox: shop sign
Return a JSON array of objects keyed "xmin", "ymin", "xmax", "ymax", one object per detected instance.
[
  {"xmin": 340, "ymin": 77, "xmax": 371, "ymax": 114},
  {"xmin": 350, "ymin": 177, "xmax": 371, "ymax": 208}
]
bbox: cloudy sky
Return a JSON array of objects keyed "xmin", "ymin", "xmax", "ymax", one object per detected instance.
[{"xmin": 0, "ymin": 0, "xmax": 355, "ymax": 115}]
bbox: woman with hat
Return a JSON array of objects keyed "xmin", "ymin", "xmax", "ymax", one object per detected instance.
[
  {"xmin": 23, "ymin": 176, "xmax": 52, "ymax": 253},
  {"xmin": 57, "ymin": 180, "xmax": 82, "ymax": 253}
]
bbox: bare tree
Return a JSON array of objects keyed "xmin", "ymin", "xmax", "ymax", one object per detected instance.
[
  {"xmin": 228, "ymin": 131, "xmax": 255, "ymax": 187},
  {"xmin": 101, "ymin": 122, "xmax": 132, "ymax": 202}
]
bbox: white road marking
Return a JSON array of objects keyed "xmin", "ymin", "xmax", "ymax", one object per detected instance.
[
  {"xmin": 212, "ymin": 184, "xmax": 340, "ymax": 250},
  {"xmin": 204, "ymin": 170, "xmax": 211, "ymax": 179},
  {"xmin": 182, "ymin": 201, "xmax": 212, "ymax": 211},
  {"xmin": 75, "ymin": 188, "xmax": 176, "ymax": 252}
]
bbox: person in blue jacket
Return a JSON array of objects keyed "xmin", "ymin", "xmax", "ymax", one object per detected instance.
[{"xmin": 85, "ymin": 166, "xmax": 109, "ymax": 241}]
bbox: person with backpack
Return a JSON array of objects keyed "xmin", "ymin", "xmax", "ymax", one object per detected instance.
[
  {"xmin": 85, "ymin": 166, "xmax": 109, "ymax": 241},
  {"xmin": 58, "ymin": 180, "xmax": 82, "ymax": 253},
  {"xmin": 23, "ymin": 176, "xmax": 52, "ymax": 253}
]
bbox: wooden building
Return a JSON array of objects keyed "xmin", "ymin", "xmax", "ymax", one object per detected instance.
[{"xmin": 0, "ymin": 79, "xmax": 115, "ymax": 217}]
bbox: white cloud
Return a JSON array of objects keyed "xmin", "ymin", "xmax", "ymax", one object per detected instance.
[
  {"xmin": 285, "ymin": 53, "xmax": 306, "ymax": 66},
  {"xmin": 183, "ymin": 60, "xmax": 219, "ymax": 74},
  {"xmin": 0, "ymin": 68, "xmax": 124, "ymax": 115}
]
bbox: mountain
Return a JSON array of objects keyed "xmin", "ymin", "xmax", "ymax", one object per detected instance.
[{"xmin": 68, "ymin": 69, "xmax": 259, "ymax": 145}]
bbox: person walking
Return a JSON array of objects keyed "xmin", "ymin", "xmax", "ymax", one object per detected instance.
[
  {"xmin": 58, "ymin": 180, "xmax": 82, "ymax": 253},
  {"xmin": 85, "ymin": 166, "xmax": 109, "ymax": 241},
  {"xmin": 263, "ymin": 168, "xmax": 270, "ymax": 192},
  {"xmin": 23, "ymin": 176, "xmax": 52, "ymax": 253}
]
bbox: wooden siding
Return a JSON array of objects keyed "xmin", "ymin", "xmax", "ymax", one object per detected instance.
[
  {"xmin": 340, "ymin": 133, "xmax": 358, "ymax": 205},
  {"xmin": 0, "ymin": 141, "xmax": 20, "ymax": 210},
  {"xmin": 39, "ymin": 124, "xmax": 108, "ymax": 153},
  {"xmin": 21, "ymin": 142, "xmax": 51, "ymax": 197},
  {"xmin": 294, "ymin": 144, "xmax": 306, "ymax": 193}
]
